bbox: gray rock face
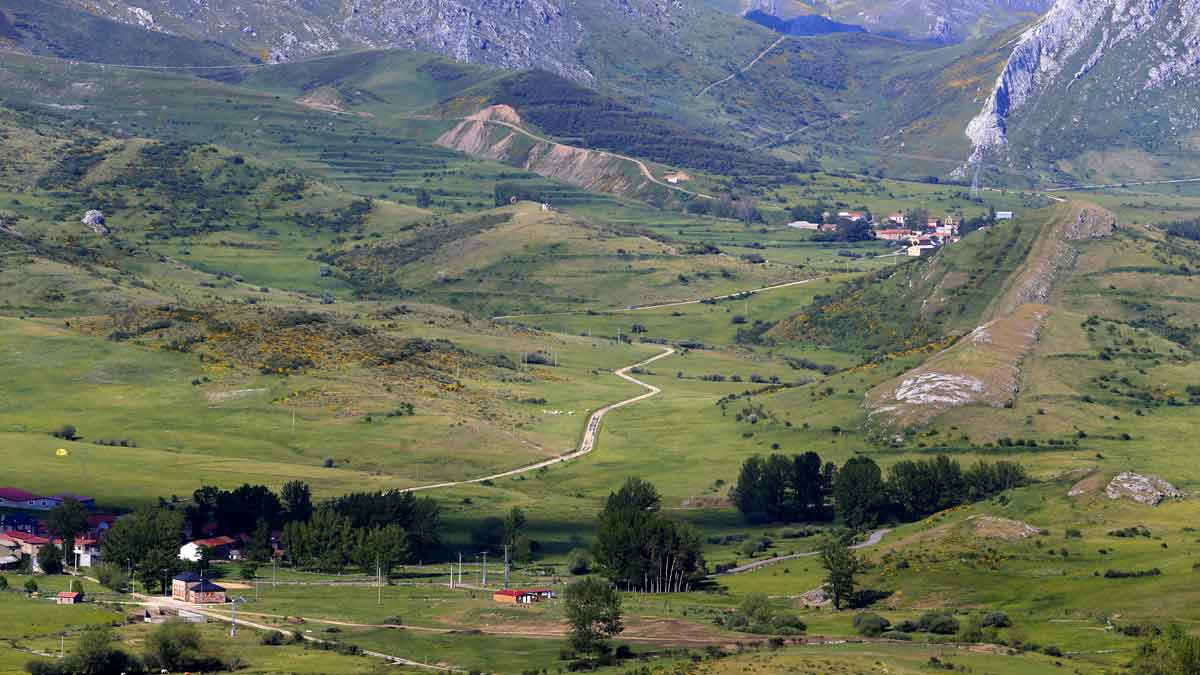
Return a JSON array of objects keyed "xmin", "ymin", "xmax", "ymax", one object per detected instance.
[
  {"xmin": 63, "ymin": 0, "xmax": 693, "ymax": 83},
  {"xmin": 81, "ymin": 209, "xmax": 110, "ymax": 235},
  {"xmin": 1105, "ymin": 472, "xmax": 1186, "ymax": 505},
  {"xmin": 963, "ymin": 0, "xmax": 1200, "ymax": 169}
]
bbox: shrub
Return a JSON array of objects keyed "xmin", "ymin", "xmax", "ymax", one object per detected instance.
[
  {"xmin": 23, "ymin": 579, "xmax": 37, "ymax": 594},
  {"xmin": 566, "ymin": 549, "xmax": 592, "ymax": 575},
  {"xmin": 260, "ymin": 631, "xmax": 284, "ymax": 646},
  {"xmin": 980, "ymin": 611, "xmax": 1012, "ymax": 628},
  {"xmin": 0, "ymin": 575, "xmax": 6, "ymax": 590},
  {"xmin": 853, "ymin": 613, "xmax": 891, "ymax": 637},
  {"xmin": 51, "ymin": 424, "xmax": 78, "ymax": 440},
  {"xmin": 919, "ymin": 611, "xmax": 960, "ymax": 635},
  {"xmin": 1104, "ymin": 568, "xmax": 1161, "ymax": 578},
  {"xmin": 894, "ymin": 619, "xmax": 919, "ymax": 633}
]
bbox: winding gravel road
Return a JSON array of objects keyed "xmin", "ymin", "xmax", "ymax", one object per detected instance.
[
  {"xmin": 404, "ymin": 346, "xmax": 675, "ymax": 492},
  {"xmin": 710, "ymin": 528, "xmax": 891, "ymax": 577}
]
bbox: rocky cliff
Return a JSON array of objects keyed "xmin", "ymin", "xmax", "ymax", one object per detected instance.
[
  {"xmin": 963, "ymin": 0, "xmax": 1200, "ymax": 172},
  {"xmin": 62, "ymin": 0, "xmax": 697, "ymax": 83}
]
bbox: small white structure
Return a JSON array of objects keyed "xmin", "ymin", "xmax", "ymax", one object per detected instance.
[
  {"xmin": 908, "ymin": 244, "xmax": 937, "ymax": 257},
  {"xmin": 996, "ymin": 211, "xmax": 1014, "ymax": 220},
  {"xmin": 787, "ymin": 220, "xmax": 821, "ymax": 230}
]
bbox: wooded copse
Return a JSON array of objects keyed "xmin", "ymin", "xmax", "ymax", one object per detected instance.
[{"xmin": 732, "ymin": 453, "xmax": 1027, "ymax": 528}]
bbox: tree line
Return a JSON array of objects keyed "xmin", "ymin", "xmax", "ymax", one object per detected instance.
[
  {"xmin": 732, "ymin": 453, "xmax": 1026, "ymax": 528},
  {"xmin": 100, "ymin": 482, "xmax": 442, "ymax": 592}
]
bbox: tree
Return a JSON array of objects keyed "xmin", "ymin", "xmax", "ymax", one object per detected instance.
[
  {"xmin": 46, "ymin": 625, "xmax": 141, "ymax": 675},
  {"xmin": 101, "ymin": 506, "xmax": 184, "ymax": 594},
  {"xmin": 834, "ymin": 457, "xmax": 886, "ymax": 529},
  {"xmin": 94, "ymin": 563, "xmax": 129, "ymax": 593},
  {"xmin": 593, "ymin": 478, "xmax": 705, "ymax": 592},
  {"xmin": 281, "ymin": 507, "xmax": 354, "ymax": 572},
  {"xmin": 46, "ymin": 498, "xmax": 89, "ymax": 568},
  {"xmin": 469, "ymin": 517, "xmax": 506, "ymax": 552},
  {"xmin": 415, "ymin": 189, "xmax": 432, "ymax": 209},
  {"xmin": 280, "ymin": 480, "xmax": 313, "ymax": 524},
  {"xmin": 243, "ymin": 519, "xmax": 273, "ymax": 563},
  {"xmin": 820, "ymin": 537, "xmax": 863, "ymax": 610},
  {"xmin": 353, "ymin": 524, "xmax": 410, "ymax": 576},
  {"xmin": 563, "ymin": 577, "xmax": 623, "ymax": 656},
  {"xmin": 1133, "ymin": 625, "xmax": 1200, "ymax": 674},
  {"xmin": 37, "ymin": 543, "xmax": 63, "ymax": 575},
  {"xmin": 144, "ymin": 620, "xmax": 204, "ymax": 672}
]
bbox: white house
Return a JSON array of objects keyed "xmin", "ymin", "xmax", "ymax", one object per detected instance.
[
  {"xmin": 179, "ymin": 535, "xmax": 238, "ymax": 562},
  {"xmin": 996, "ymin": 211, "xmax": 1014, "ymax": 220},
  {"xmin": 73, "ymin": 538, "xmax": 102, "ymax": 568}
]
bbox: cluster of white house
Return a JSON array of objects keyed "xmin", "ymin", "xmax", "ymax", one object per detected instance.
[{"xmin": 788, "ymin": 210, "xmax": 1014, "ymax": 257}]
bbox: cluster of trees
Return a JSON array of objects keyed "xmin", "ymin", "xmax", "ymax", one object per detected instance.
[
  {"xmin": 593, "ymin": 478, "xmax": 706, "ymax": 592},
  {"xmin": 731, "ymin": 452, "xmax": 835, "ymax": 523},
  {"xmin": 101, "ymin": 506, "xmax": 186, "ymax": 594},
  {"xmin": 492, "ymin": 71, "xmax": 794, "ymax": 176},
  {"xmin": 187, "ymin": 481, "xmax": 312, "ymax": 535},
  {"xmin": 99, "ymin": 482, "xmax": 443, "ymax": 591},
  {"xmin": 470, "ymin": 506, "xmax": 535, "ymax": 562},
  {"xmin": 27, "ymin": 621, "xmax": 224, "ymax": 675},
  {"xmin": 733, "ymin": 453, "xmax": 1026, "ymax": 529},
  {"xmin": 684, "ymin": 197, "xmax": 762, "ymax": 223},
  {"xmin": 282, "ymin": 490, "xmax": 441, "ymax": 573},
  {"xmin": 1161, "ymin": 218, "xmax": 1200, "ymax": 242},
  {"xmin": 280, "ymin": 511, "xmax": 410, "ymax": 575},
  {"xmin": 713, "ymin": 593, "xmax": 807, "ymax": 634}
]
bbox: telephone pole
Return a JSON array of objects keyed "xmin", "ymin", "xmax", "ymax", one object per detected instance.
[
  {"xmin": 376, "ymin": 555, "xmax": 382, "ymax": 606},
  {"xmin": 503, "ymin": 545, "xmax": 510, "ymax": 589},
  {"xmin": 481, "ymin": 552, "xmax": 488, "ymax": 587}
]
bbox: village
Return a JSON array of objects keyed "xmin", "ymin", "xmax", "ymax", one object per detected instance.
[
  {"xmin": 0, "ymin": 485, "xmax": 558, "ymax": 617},
  {"xmin": 786, "ymin": 208, "xmax": 1013, "ymax": 257}
]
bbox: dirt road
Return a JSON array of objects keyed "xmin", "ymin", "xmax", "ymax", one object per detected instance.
[
  {"xmin": 697, "ymin": 35, "xmax": 787, "ymax": 97},
  {"xmin": 711, "ymin": 529, "xmax": 890, "ymax": 577},
  {"xmin": 463, "ymin": 116, "xmax": 713, "ymax": 200},
  {"xmin": 405, "ymin": 346, "xmax": 675, "ymax": 492}
]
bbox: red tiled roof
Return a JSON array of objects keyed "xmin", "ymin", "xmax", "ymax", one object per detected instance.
[
  {"xmin": 5, "ymin": 531, "xmax": 48, "ymax": 544},
  {"xmin": 0, "ymin": 488, "xmax": 40, "ymax": 502},
  {"xmin": 57, "ymin": 592, "xmax": 81, "ymax": 599},
  {"xmin": 192, "ymin": 536, "xmax": 236, "ymax": 547},
  {"xmin": 493, "ymin": 589, "xmax": 522, "ymax": 597},
  {"xmin": 86, "ymin": 515, "xmax": 118, "ymax": 527}
]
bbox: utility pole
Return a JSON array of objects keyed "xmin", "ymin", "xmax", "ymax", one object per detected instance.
[
  {"xmin": 376, "ymin": 555, "xmax": 382, "ymax": 606},
  {"xmin": 458, "ymin": 552, "xmax": 463, "ymax": 588},
  {"xmin": 503, "ymin": 545, "xmax": 510, "ymax": 589},
  {"xmin": 272, "ymin": 557, "xmax": 277, "ymax": 588},
  {"xmin": 481, "ymin": 552, "xmax": 488, "ymax": 587}
]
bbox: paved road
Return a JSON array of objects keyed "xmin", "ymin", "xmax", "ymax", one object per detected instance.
[
  {"xmin": 710, "ymin": 529, "xmax": 890, "ymax": 577},
  {"xmin": 492, "ymin": 276, "xmax": 820, "ymax": 321},
  {"xmin": 404, "ymin": 346, "xmax": 675, "ymax": 492},
  {"xmin": 697, "ymin": 35, "xmax": 788, "ymax": 97}
]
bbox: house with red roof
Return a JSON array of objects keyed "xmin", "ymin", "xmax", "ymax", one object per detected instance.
[
  {"xmin": 492, "ymin": 588, "xmax": 556, "ymax": 604},
  {"xmin": 179, "ymin": 535, "xmax": 239, "ymax": 562}
]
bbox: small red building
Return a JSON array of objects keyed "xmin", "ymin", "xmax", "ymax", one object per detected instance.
[
  {"xmin": 56, "ymin": 591, "xmax": 83, "ymax": 605},
  {"xmin": 492, "ymin": 588, "xmax": 555, "ymax": 604}
]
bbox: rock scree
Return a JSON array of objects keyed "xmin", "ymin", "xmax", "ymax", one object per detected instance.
[{"xmin": 1105, "ymin": 472, "xmax": 1185, "ymax": 505}]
